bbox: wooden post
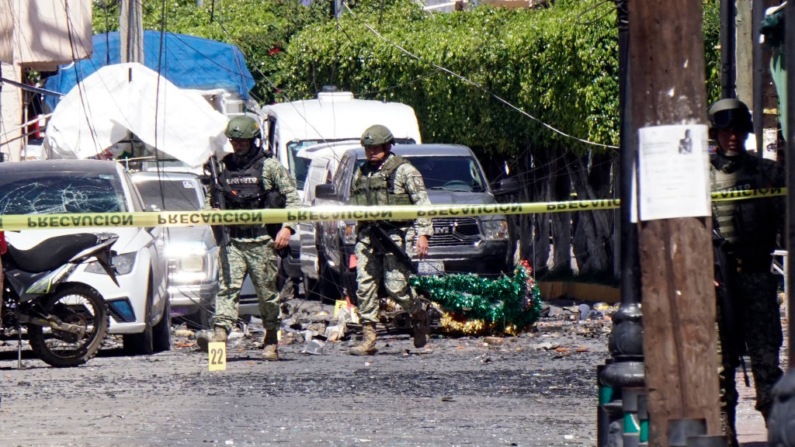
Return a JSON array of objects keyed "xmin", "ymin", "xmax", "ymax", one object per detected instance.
[
  {"xmin": 628, "ymin": 1, "xmax": 722, "ymax": 446},
  {"xmin": 119, "ymin": 0, "xmax": 143, "ymax": 64}
]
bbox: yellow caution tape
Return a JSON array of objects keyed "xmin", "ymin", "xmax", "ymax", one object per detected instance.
[{"xmin": 0, "ymin": 188, "xmax": 785, "ymax": 231}]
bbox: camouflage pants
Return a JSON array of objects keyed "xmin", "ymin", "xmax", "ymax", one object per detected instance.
[
  {"xmin": 719, "ymin": 271, "xmax": 783, "ymax": 433},
  {"xmin": 212, "ymin": 238, "xmax": 280, "ymax": 332},
  {"xmin": 355, "ymin": 231, "xmax": 420, "ymax": 324}
]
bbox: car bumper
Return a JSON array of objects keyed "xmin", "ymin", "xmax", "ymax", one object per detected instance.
[
  {"xmin": 335, "ymin": 240, "xmax": 511, "ymax": 277},
  {"xmin": 283, "ymin": 241, "xmax": 302, "ymax": 279},
  {"xmin": 168, "ymin": 281, "xmax": 219, "ymax": 313}
]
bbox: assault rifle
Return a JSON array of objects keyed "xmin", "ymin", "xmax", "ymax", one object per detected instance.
[
  {"xmin": 206, "ymin": 155, "xmax": 230, "ymax": 247},
  {"xmin": 713, "ymin": 229, "xmax": 750, "ymax": 386},
  {"xmin": 361, "ymin": 222, "xmax": 418, "ymax": 275}
]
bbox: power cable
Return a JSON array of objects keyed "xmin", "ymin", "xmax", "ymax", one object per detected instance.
[
  {"xmin": 341, "ymin": 2, "xmax": 619, "ymax": 151},
  {"xmin": 63, "ymin": 0, "xmax": 102, "ymax": 156}
]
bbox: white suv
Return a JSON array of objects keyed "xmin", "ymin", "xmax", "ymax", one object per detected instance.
[{"xmin": 0, "ymin": 160, "xmax": 171, "ymax": 354}]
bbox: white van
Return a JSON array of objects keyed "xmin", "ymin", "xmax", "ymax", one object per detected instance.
[
  {"xmin": 260, "ymin": 89, "xmax": 422, "ymax": 198},
  {"xmin": 294, "ymin": 141, "xmax": 364, "ymax": 298},
  {"xmin": 260, "ymin": 89, "xmax": 422, "ymax": 286}
]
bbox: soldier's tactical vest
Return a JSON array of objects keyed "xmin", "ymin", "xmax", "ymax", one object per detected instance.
[
  {"xmin": 351, "ymin": 154, "xmax": 413, "ymax": 229},
  {"xmin": 710, "ymin": 153, "xmax": 778, "ymax": 262},
  {"xmin": 350, "ymin": 154, "xmax": 413, "ymax": 207},
  {"xmin": 221, "ymin": 151, "xmax": 285, "ymax": 237}
]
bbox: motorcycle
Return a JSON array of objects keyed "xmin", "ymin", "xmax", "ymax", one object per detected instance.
[{"xmin": 1, "ymin": 233, "xmax": 118, "ymax": 367}]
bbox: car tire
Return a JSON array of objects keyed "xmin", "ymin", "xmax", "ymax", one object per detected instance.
[
  {"xmin": 152, "ymin": 296, "xmax": 171, "ymax": 353},
  {"xmin": 123, "ymin": 273, "xmax": 155, "ymax": 355},
  {"xmin": 318, "ymin": 253, "xmax": 340, "ymax": 304},
  {"xmin": 303, "ymin": 275, "xmax": 320, "ymax": 301},
  {"xmin": 181, "ymin": 306, "xmax": 213, "ymax": 330}
]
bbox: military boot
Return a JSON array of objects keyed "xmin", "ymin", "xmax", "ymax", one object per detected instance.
[
  {"xmin": 262, "ymin": 329, "xmax": 279, "ymax": 361},
  {"xmin": 349, "ymin": 323, "xmax": 378, "ymax": 356},
  {"xmin": 196, "ymin": 326, "xmax": 227, "ymax": 353},
  {"xmin": 411, "ymin": 308, "xmax": 430, "ymax": 348}
]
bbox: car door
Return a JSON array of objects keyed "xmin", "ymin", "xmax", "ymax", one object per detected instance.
[
  {"xmin": 300, "ymin": 157, "xmax": 331, "ymax": 280},
  {"xmin": 324, "ymin": 153, "xmax": 356, "ymax": 270},
  {"xmin": 121, "ymin": 170, "xmax": 168, "ymax": 317}
]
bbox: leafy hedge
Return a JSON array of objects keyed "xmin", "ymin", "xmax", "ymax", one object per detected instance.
[
  {"xmin": 279, "ymin": 0, "xmax": 620, "ymax": 154},
  {"xmin": 92, "ymin": 0, "xmax": 330, "ymax": 102},
  {"xmin": 92, "ymin": 0, "xmax": 720, "ymax": 154}
]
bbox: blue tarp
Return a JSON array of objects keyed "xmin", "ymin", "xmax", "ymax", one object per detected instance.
[{"xmin": 44, "ymin": 31, "xmax": 255, "ymax": 111}]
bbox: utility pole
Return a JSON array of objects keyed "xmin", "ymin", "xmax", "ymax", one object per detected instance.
[
  {"xmin": 119, "ymin": 0, "xmax": 143, "ymax": 64},
  {"xmin": 769, "ymin": 0, "xmax": 795, "ymax": 443},
  {"xmin": 598, "ymin": 2, "xmax": 644, "ymax": 446},
  {"xmin": 628, "ymin": 0, "xmax": 722, "ymax": 446}
]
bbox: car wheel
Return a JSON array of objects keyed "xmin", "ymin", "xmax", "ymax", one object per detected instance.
[
  {"xmin": 181, "ymin": 305, "xmax": 213, "ymax": 330},
  {"xmin": 123, "ymin": 273, "xmax": 155, "ymax": 355},
  {"xmin": 152, "ymin": 296, "xmax": 171, "ymax": 352},
  {"xmin": 303, "ymin": 275, "xmax": 320, "ymax": 301},
  {"xmin": 318, "ymin": 253, "xmax": 340, "ymax": 304}
]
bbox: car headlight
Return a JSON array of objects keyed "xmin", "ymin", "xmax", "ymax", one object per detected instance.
[
  {"xmin": 178, "ymin": 253, "xmax": 205, "ymax": 272},
  {"xmin": 86, "ymin": 252, "xmax": 137, "ymax": 275},
  {"xmin": 482, "ymin": 220, "xmax": 509, "ymax": 240},
  {"xmin": 169, "ymin": 252, "xmax": 212, "ymax": 284}
]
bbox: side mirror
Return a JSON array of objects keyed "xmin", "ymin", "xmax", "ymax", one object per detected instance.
[
  {"xmin": 315, "ymin": 184, "xmax": 337, "ymax": 200},
  {"xmin": 146, "ymin": 203, "xmax": 162, "ymax": 212},
  {"xmin": 493, "ymin": 177, "xmax": 521, "ymax": 195}
]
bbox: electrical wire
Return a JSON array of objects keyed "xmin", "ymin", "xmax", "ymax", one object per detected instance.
[{"xmin": 341, "ymin": 2, "xmax": 619, "ymax": 151}]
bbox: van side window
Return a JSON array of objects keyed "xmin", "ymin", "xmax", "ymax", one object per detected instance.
[{"xmin": 336, "ymin": 155, "xmax": 357, "ymax": 202}]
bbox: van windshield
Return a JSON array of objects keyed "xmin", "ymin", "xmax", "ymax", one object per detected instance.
[
  {"xmin": 355, "ymin": 155, "xmax": 487, "ymax": 192},
  {"xmin": 288, "ymin": 138, "xmax": 416, "ymax": 190}
]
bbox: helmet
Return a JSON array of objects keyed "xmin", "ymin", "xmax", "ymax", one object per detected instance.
[
  {"xmin": 708, "ymin": 98, "xmax": 753, "ymax": 133},
  {"xmin": 225, "ymin": 116, "xmax": 261, "ymax": 140},
  {"xmin": 360, "ymin": 125, "xmax": 395, "ymax": 146}
]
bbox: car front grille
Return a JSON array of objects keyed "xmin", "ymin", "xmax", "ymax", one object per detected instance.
[{"xmin": 424, "ymin": 217, "xmax": 482, "ymax": 247}]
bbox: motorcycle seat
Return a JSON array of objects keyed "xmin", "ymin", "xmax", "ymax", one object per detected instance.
[{"xmin": 6, "ymin": 233, "xmax": 102, "ymax": 273}]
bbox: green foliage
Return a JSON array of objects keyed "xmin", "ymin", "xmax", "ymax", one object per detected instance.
[
  {"xmin": 91, "ymin": 0, "xmax": 330, "ymax": 103},
  {"xmin": 411, "ymin": 263, "xmax": 543, "ymax": 333},
  {"xmin": 703, "ymin": 0, "xmax": 721, "ymax": 105},
  {"xmin": 280, "ymin": 0, "xmax": 620, "ymax": 154}
]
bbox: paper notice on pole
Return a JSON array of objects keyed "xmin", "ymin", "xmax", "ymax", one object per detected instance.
[{"xmin": 637, "ymin": 124, "xmax": 711, "ymax": 221}]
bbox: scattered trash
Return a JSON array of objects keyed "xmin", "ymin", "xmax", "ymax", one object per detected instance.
[
  {"xmin": 564, "ymin": 434, "xmax": 574, "ymax": 440},
  {"xmin": 484, "ymin": 336, "xmax": 504, "ymax": 345},
  {"xmin": 302, "ymin": 339, "xmax": 325, "ymax": 355},
  {"xmin": 174, "ymin": 329, "xmax": 194, "ymax": 338},
  {"xmin": 441, "ymin": 396, "xmax": 454, "ymax": 402},
  {"xmin": 324, "ymin": 325, "xmax": 344, "ymax": 342}
]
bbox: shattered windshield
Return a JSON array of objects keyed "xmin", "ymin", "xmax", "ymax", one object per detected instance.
[
  {"xmin": 355, "ymin": 156, "xmax": 487, "ymax": 192},
  {"xmin": 0, "ymin": 172, "xmax": 127, "ymax": 215},
  {"xmin": 134, "ymin": 179, "xmax": 201, "ymax": 211}
]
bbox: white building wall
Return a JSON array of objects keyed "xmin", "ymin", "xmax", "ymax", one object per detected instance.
[{"xmin": 1, "ymin": 61, "xmax": 22, "ymax": 161}]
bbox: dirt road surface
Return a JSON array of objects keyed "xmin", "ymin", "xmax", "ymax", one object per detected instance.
[
  {"xmin": 0, "ymin": 298, "xmax": 773, "ymax": 446},
  {"xmin": 0, "ymin": 299, "xmax": 610, "ymax": 447}
]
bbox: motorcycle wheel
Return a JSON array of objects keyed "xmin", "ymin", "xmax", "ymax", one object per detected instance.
[{"xmin": 28, "ymin": 284, "xmax": 109, "ymax": 368}]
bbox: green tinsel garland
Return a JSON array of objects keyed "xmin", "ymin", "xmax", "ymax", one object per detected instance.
[{"xmin": 410, "ymin": 263, "xmax": 543, "ymax": 332}]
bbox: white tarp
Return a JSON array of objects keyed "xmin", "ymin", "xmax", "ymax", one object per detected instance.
[
  {"xmin": 0, "ymin": 0, "xmax": 93, "ymax": 68},
  {"xmin": 44, "ymin": 62, "xmax": 228, "ymax": 168},
  {"xmin": 0, "ymin": 1, "xmax": 13, "ymax": 63}
]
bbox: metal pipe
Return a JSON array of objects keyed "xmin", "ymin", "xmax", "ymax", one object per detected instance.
[
  {"xmin": 753, "ymin": 0, "xmax": 764, "ymax": 158},
  {"xmin": 720, "ymin": 0, "xmax": 736, "ymax": 98},
  {"xmin": 787, "ymin": 0, "xmax": 795, "ymax": 369}
]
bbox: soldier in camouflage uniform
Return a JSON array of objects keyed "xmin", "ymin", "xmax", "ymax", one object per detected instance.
[
  {"xmin": 709, "ymin": 98, "xmax": 785, "ymax": 445},
  {"xmin": 197, "ymin": 116, "xmax": 300, "ymax": 361},
  {"xmin": 348, "ymin": 125, "xmax": 433, "ymax": 356}
]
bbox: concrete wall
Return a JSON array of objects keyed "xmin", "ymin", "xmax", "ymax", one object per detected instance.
[{"xmin": 1, "ymin": 61, "xmax": 22, "ymax": 161}]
